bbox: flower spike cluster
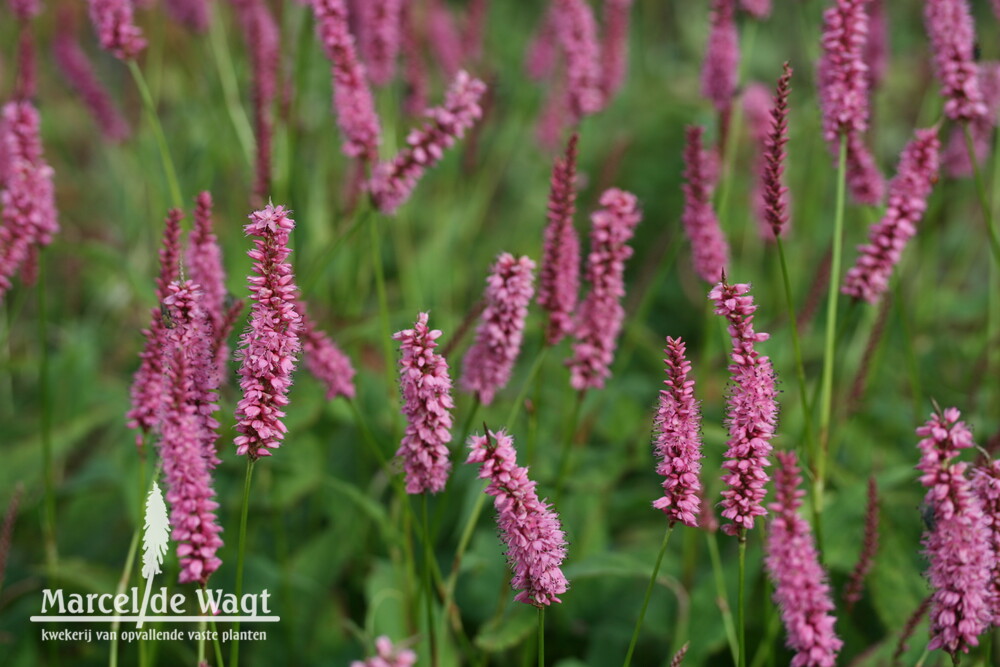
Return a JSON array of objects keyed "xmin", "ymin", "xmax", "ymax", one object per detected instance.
[
  {"xmin": 159, "ymin": 281, "xmax": 224, "ymax": 584},
  {"xmin": 915, "ymin": 408, "xmax": 994, "ymax": 657},
  {"xmin": 924, "ymin": 0, "xmax": 986, "ymax": 122},
  {"xmin": 350, "ymin": 636, "xmax": 417, "ymax": 667},
  {"xmin": 394, "ymin": 313, "xmax": 454, "ymax": 494},
  {"xmin": 681, "ymin": 126, "xmax": 729, "ymax": 283},
  {"xmin": 87, "ymin": 0, "xmax": 147, "ymax": 60},
  {"xmin": 842, "ymin": 128, "xmax": 940, "ymax": 303},
  {"xmin": 971, "ymin": 460, "xmax": 1000, "ymax": 625},
  {"xmin": 701, "ymin": 0, "xmax": 739, "ymax": 113},
  {"xmin": 359, "ymin": 0, "xmax": 403, "ymax": 87},
  {"xmin": 652, "ymin": 337, "xmax": 704, "ymax": 528},
  {"xmin": 709, "ymin": 280, "xmax": 778, "ymax": 536},
  {"xmin": 537, "ymin": 133, "xmax": 581, "ymax": 346},
  {"xmin": 460, "ymin": 253, "xmax": 536, "ymax": 406},
  {"xmin": 761, "ymin": 63, "xmax": 792, "ymax": 239},
  {"xmin": 568, "ymin": 188, "xmax": 642, "ymax": 391},
  {"xmin": 369, "ymin": 71, "xmax": 487, "ymax": 214},
  {"xmin": 817, "ymin": 0, "xmax": 871, "ymax": 144},
  {"xmin": 765, "ymin": 451, "xmax": 843, "ymax": 667},
  {"xmin": 467, "ymin": 429, "xmax": 568, "ymax": 606},
  {"xmin": 234, "ymin": 204, "xmax": 303, "ymax": 460},
  {"xmin": 186, "ymin": 191, "xmax": 233, "ymax": 375}
]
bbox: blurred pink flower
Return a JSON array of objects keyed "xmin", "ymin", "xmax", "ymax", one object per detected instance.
[
  {"xmin": 400, "ymin": 3, "xmax": 428, "ymax": 116},
  {"xmin": 461, "ymin": 253, "xmax": 536, "ymax": 405},
  {"xmin": 394, "ymin": 312, "xmax": 454, "ymax": 494},
  {"xmin": 165, "ymin": 0, "xmax": 209, "ymax": 31},
  {"xmin": 845, "ymin": 133, "xmax": 885, "ymax": 206},
  {"xmin": 709, "ymin": 280, "xmax": 778, "ymax": 536},
  {"xmin": 467, "ymin": 429, "xmax": 568, "ymax": 606},
  {"xmin": 554, "ymin": 0, "xmax": 604, "ymax": 119},
  {"xmin": 599, "ymin": 0, "xmax": 634, "ymax": 103},
  {"xmin": 8, "ymin": 0, "xmax": 39, "ymax": 20},
  {"xmin": 350, "ymin": 636, "xmax": 417, "ymax": 667},
  {"xmin": 681, "ymin": 125, "xmax": 729, "ymax": 282},
  {"xmin": 652, "ymin": 337, "xmax": 703, "ymax": 528},
  {"xmin": 426, "ymin": 0, "xmax": 464, "ymax": 77},
  {"xmin": 924, "ymin": 0, "xmax": 986, "ymax": 122},
  {"xmin": 537, "ymin": 133, "xmax": 581, "ymax": 345},
  {"xmin": 971, "ymin": 460, "xmax": 1000, "ymax": 625},
  {"xmin": 87, "ymin": 0, "xmax": 147, "ymax": 60},
  {"xmin": 568, "ymin": 188, "xmax": 642, "ymax": 391},
  {"xmin": 463, "ymin": 0, "xmax": 489, "ymax": 64},
  {"xmin": 864, "ymin": 0, "xmax": 887, "ymax": 91},
  {"xmin": 359, "ymin": 0, "xmax": 402, "ymax": 86},
  {"xmin": 739, "ymin": 0, "xmax": 770, "ymax": 19},
  {"xmin": 766, "ymin": 451, "xmax": 843, "ymax": 667},
  {"xmin": 525, "ymin": 8, "xmax": 558, "ymax": 82},
  {"xmin": 369, "ymin": 71, "xmax": 486, "ymax": 214},
  {"xmin": 843, "ymin": 128, "xmax": 939, "ymax": 303},
  {"xmin": 701, "ymin": 0, "xmax": 739, "ymax": 113},
  {"xmin": 817, "ymin": 0, "xmax": 870, "ymax": 144},
  {"xmin": 234, "ymin": 204, "xmax": 303, "ymax": 460},
  {"xmin": 942, "ymin": 62, "xmax": 1000, "ymax": 178},
  {"xmin": 299, "ymin": 303, "xmax": 356, "ymax": 401}
]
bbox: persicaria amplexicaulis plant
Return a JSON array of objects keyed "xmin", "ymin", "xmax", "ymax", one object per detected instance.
[
  {"xmin": 681, "ymin": 125, "xmax": 729, "ymax": 283},
  {"xmin": 701, "ymin": 0, "xmax": 739, "ymax": 114},
  {"xmin": 924, "ymin": 0, "xmax": 987, "ymax": 122},
  {"xmin": 299, "ymin": 302, "xmax": 357, "ymax": 402}
]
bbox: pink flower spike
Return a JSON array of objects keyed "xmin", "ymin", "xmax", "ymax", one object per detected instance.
[
  {"xmin": 312, "ymin": 0, "xmax": 383, "ymax": 163},
  {"xmin": 400, "ymin": 3, "xmax": 429, "ymax": 116},
  {"xmin": 766, "ymin": 451, "xmax": 843, "ymax": 667},
  {"xmin": 537, "ymin": 133, "xmax": 581, "ymax": 346},
  {"xmin": 701, "ymin": 0, "xmax": 739, "ymax": 113},
  {"xmin": 842, "ymin": 127, "xmax": 940, "ymax": 303},
  {"xmin": 234, "ymin": 204, "xmax": 303, "ymax": 460},
  {"xmin": 460, "ymin": 253, "xmax": 536, "ymax": 405},
  {"xmin": 394, "ymin": 312, "xmax": 454, "ymax": 494},
  {"xmin": 467, "ymin": 429, "xmax": 568, "ymax": 607},
  {"xmin": 87, "ymin": 0, "xmax": 147, "ymax": 61},
  {"xmin": 739, "ymin": 0, "xmax": 771, "ymax": 19},
  {"xmin": 426, "ymin": 0, "xmax": 464, "ymax": 77},
  {"xmin": 299, "ymin": 303, "xmax": 357, "ymax": 401},
  {"xmin": 924, "ymin": 0, "xmax": 987, "ymax": 122},
  {"xmin": 652, "ymin": 337, "xmax": 704, "ymax": 528},
  {"xmin": 9, "ymin": 0, "xmax": 39, "ymax": 21},
  {"xmin": 599, "ymin": 0, "xmax": 634, "ymax": 103},
  {"xmin": 845, "ymin": 133, "xmax": 886, "ymax": 206},
  {"xmin": 760, "ymin": 64, "xmax": 792, "ymax": 240},
  {"xmin": 369, "ymin": 70, "xmax": 487, "ymax": 214},
  {"xmin": 709, "ymin": 280, "xmax": 778, "ymax": 536},
  {"xmin": 915, "ymin": 408, "xmax": 994, "ymax": 657},
  {"xmin": 681, "ymin": 126, "xmax": 730, "ymax": 283},
  {"xmin": 971, "ymin": 460, "xmax": 1000, "ymax": 625},
  {"xmin": 942, "ymin": 62, "xmax": 1000, "ymax": 178},
  {"xmin": 358, "ymin": 0, "xmax": 403, "ymax": 86},
  {"xmin": 350, "ymin": 636, "xmax": 417, "ymax": 667},
  {"xmin": 525, "ymin": 9, "xmax": 558, "ymax": 82},
  {"xmin": 159, "ymin": 280, "xmax": 224, "ymax": 585},
  {"xmin": 817, "ymin": 0, "xmax": 871, "ymax": 146},
  {"xmin": 553, "ymin": 0, "xmax": 604, "ymax": 120},
  {"xmin": 567, "ymin": 188, "xmax": 642, "ymax": 391}
]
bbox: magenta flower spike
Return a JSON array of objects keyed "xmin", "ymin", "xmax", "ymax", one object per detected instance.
[
  {"xmin": 701, "ymin": 0, "xmax": 739, "ymax": 113},
  {"xmin": 842, "ymin": 128, "xmax": 940, "ymax": 303},
  {"xmin": 915, "ymin": 408, "xmax": 994, "ymax": 657},
  {"xmin": 942, "ymin": 62, "xmax": 1000, "ymax": 178},
  {"xmin": 87, "ymin": 0, "xmax": 147, "ymax": 60},
  {"xmin": 312, "ymin": 0, "xmax": 383, "ymax": 163},
  {"xmin": 599, "ymin": 0, "xmax": 634, "ymax": 103},
  {"xmin": 368, "ymin": 70, "xmax": 487, "ymax": 214},
  {"xmin": 460, "ymin": 253, "xmax": 536, "ymax": 405},
  {"xmin": 467, "ymin": 429, "xmax": 568, "ymax": 606},
  {"xmin": 400, "ymin": 3, "xmax": 429, "ymax": 117},
  {"xmin": 350, "ymin": 636, "xmax": 417, "ymax": 667},
  {"xmin": 426, "ymin": 0, "xmax": 464, "ymax": 77},
  {"xmin": 0, "ymin": 101, "xmax": 58, "ymax": 303},
  {"xmin": 844, "ymin": 131, "xmax": 886, "ymax": 206},
  {"xmin": 299, "ymin": 303, "xmax": 357, "ymax": 401},
  {"xmin": 553, "ymin": 0, "xmax": 604, "ymax": 120},
  {"xmin": 234, "ymin": 204, "xmax": 303, "ymax": 460},
  {"xmin": 358, "ymin": 0, "xmax": 402, "ymax": 86},
  {"xmin": 681, "ymin": 126, "xmax": 730, "ymax": 283},
  {"xmin": 537, "ymin": 133, "xmax": 581, "ymax": 346},
  {"xmin": 971, "ymin": 460, "xmax": 1000, "ymax": 625},
  {"xmin": 924, "ymin": 0, "xmax": 986, "ymax": 122},
  {"xmin": 126, "ymin": 210, "xmax": 184, "ymax": 444},
  {"xmin": 9, "ymin": 0, "xmax": 39, "ymax": 20},
  {"xmin": 567, "ymin": 188, "xmax": 642, "ymax": 391},
  {"xmin": 159, "ymin": 280, "xmax": 224, "ymax": 585},
  {"xmin": 766, "ymin": 451, "xmax": 843, "ymax": 667},
  {"xmin": 817, "ymin": 0, "xmax": 871, "ymax": 146},
  {"xmin": 709, "ymin": 280, "xmax": 778, "ymax": 536},
  {"xmin": 244, "ymin": 0, "xmax": 279, "ymax": 203},
  {"xmin": 761, "ymin": 64, "xmax": 792, "ymax": 239},
  {"xmin": 739, "ymin": 0, "xmax": 771, "ymax": 19},
  {"xmin": 394, "ymin": 312, "xmax": 454, "ymax": 494},
  {"xmin": 53, "ymin": 10, "xmax": 130, "ymax": 141},
  {"xmin": 652, "ymin": 337, "xmax": 704, "ymax": 528},
  {"xmin": 463, "ymin": 0, "xmax": 489, "ymax": 64}
]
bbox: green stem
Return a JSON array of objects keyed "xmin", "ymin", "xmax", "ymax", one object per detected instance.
[
  {"xmin": 347, "ymin": 397, "xmax": 390, "ymax": 471},
  {"xmin": 817, "ymin": 134, "xmax": 848, "ymax": 522},
  {"xmin": 370, "ymin": 213, "xmax": 397, "ymax": 406},
  {"xmin": 737, "ymin": 534, "xmax": 747, "ymax": 667},
  {"xmin": 505, "ymin": 346, "xmax": 550, "ymax": 428},
  {"xmin": 230, "ymin": 459, "xmax": 256, "ymax": 667},
  {"xmin": 127, "ymin": 60, "xmax": 184, "ymax": 210},
  {"xmin": 622, "ymin": 525, "xmax": 674, "ymax": 667},
  {"xmin": 38, "ymin": 251, "xmax": 57, "ymax": 573},
  {"xmin": 209, "ymin": 616, "xmax": 226, "ymax": 667},
  {"xmin": 963, "ymin": 123, "xmax": 1000, "ymax": 268},
  {"xmin": 109, "ymin": 528, "xmax": 140, "ymax": 667},
  {"xmin": 457, "ymin": 398, "xmax": 481, "ymax": 452},
  {"xmin": 197, "ymin": 618, "xmax": 206, "ymax": 664},
  {"xmin": 207, "ymin": 1, "xmax": 254, "ymax": 167},
  {"xmin": 538, "ymin": 607, "xmax": 545, "ymax": 667},
  {"xmin": 442, "ymin": 485, "xmax": 489, "ymax": 628},
  {"xmin": 422, "ymin": 495, "xmax": 439, "ymax": 667},
  {"xmin": 706, "ymin": 532, "xmax": 738, "ymax": 664}
]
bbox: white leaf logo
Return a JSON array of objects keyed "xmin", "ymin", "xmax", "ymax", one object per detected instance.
[{"xmin": 137, "ymin": 480, "xmax": 170, "ymax": 628}]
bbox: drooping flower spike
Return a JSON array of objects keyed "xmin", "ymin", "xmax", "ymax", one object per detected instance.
[
  {"xmin": 298, "ymin": 302, "xmax": 357, "ymax": 401},
  {"xmin": 681, "ymin": 125, "xmax": 729, "ymax": 283}
]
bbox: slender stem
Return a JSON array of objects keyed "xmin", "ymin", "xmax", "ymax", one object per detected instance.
[
  {"xmin": 963, "ymin": 123, "xmax": 1000, "ymax": 268},
  {"xmin": 207, "ymin": 1, "xmax": 254, "ymax": 167},
  {"xmin": 623, "ymin": 525, "xmax": 674, "ymax": 667},
  {"xmin": 706, "ymin": 532, "xmax": 738, "ymax": 664},
  {"xmin": 817, "ymin": 134, "xmax": 848, "ymax": 520},
  {"xmin": 197, "ymin": 618, "xmax": 206, "ymax": 664},
  {"xmin": 554, "ymin": 391, "xmax": 585, "ymax": 502},
  {"xmin": 737, "ymin": 534, "xmax": 747, "ymax": 667},
  {"xmin": 109, "ymin": 528, "xmax": 140, "ymax": 667},
  {"xmin": 370, "ymin": 213, "xmax": 398, "ymax": 406},
  {"xmin": 505, "ymin": 346, "xmax": 550, "ymax": 428},
  {"xmin": 457, "ymin": 397, "xmax": 481, "ymax": 451},
  {"xmin": 230, "ymin": 459, "xmax": 256, "ymax": 667},
  {"xmin": 442, "ymin": 486, "xmax": 489, "ymax": 626},
  {"xmin": 538, "ymin": 607, "xmax": 545, "ymax": 667},
  {"xmin": 209, "ymin": 617, "xmax": 226, "ymax": 667},
  {"xmin": 347, "ymin": 397, "xmax": 390, "ymax": 471},
  {"xmin": 37, "ymin": 251, "xmax": 57, "ymax": 573},
  {"xmin": 420, "ymin": 495, "xmax": 438, "ymax": 667},
  {"xmin": 127, "ymin": 60, "xmax": 184, "ymax": 210}
]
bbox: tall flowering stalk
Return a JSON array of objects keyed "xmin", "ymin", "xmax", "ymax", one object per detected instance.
[
  {"xmin": 358, "ymin": 0, "xmax": 403, "ymax": 86},
  {"xmin": 299, "ymin": 303, "xmax": 357, "ymax": 401},
  {"xmin": 400, "ymin": 3, "xmax": 428, "ymax": 116},
  {"xmin": 765, "ymin": 451, "xmax": 843, "ymax": 667},
  {"xmin": 538, "ymin": 133, "xmax": 581, "ymax": 345},
  {"xmin": 924, "ymin": 0, "xmax": 986, "ymax": 122},
  {"xmin": 87, "ymin": 0, "xmax": 147, "ymax": 60},
  {"xmin": 126, "ymin": 210, "xmax": 183, "ymax": 444},
  {"xmin": 971, "ymin": 460, "xmax": 1000, "ymax": 625},
  {"xmin": 598, "ymin": 0, "xmax": 634, "ymax": 103},
  {"xmin": 159, "ymin": 281, "xmax": 224, "ymax": 584},
  {"xmin": 681, "ymin": 126, "xmax": 729, "ymax": 283},
  {"xmin": 369, "ymin": 71, "xmax": 487, "ymax": 214},
  {"xmin": 426, "ymin": 0, "xmax": 463, "ymax": 77},
  {"xmin": 817, "ymin": 0, "xmax": 870, "ymax": 147},
  {"xmin": 237, "ymin": 0, "xmax": 279, "ymax": 203},
  {"xmin": 567, "ymin": 188, "xmax": 642, "ymax": 391},
  {"xmin": 553, "ymin": 0, "xmax": 604, "ymax": 120},
  {"xmin": 460, "ymin": 253, "xmax": 536, "ymax": 405},
  {"xmin": 915, "ymin": 408, "xmax": 994, "ymax": 657},
  {"xmin": 312, "ymin": 0, "xmax": 383, "ymax": 163},
  {"xmin": 842, "ymin": 127, "xmax": 940, "ymax": 303},
  {"xmin": 701, "ymin": 0, "xmax": 739, "ymax": 114},
  {"xmin": 467, "ymin": 429, "xmax": 568, "ymax": 606},
  {"xmin": 394, "ymin": 313, "xmax": 454, "ymax": 494},
  {"xmin": 942, "ymin": 62, "xmax": 1000, "ymax": 178},
  {"xmin": 234, "ymin": 204, "xmax": 303, "ymax": 460}
]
